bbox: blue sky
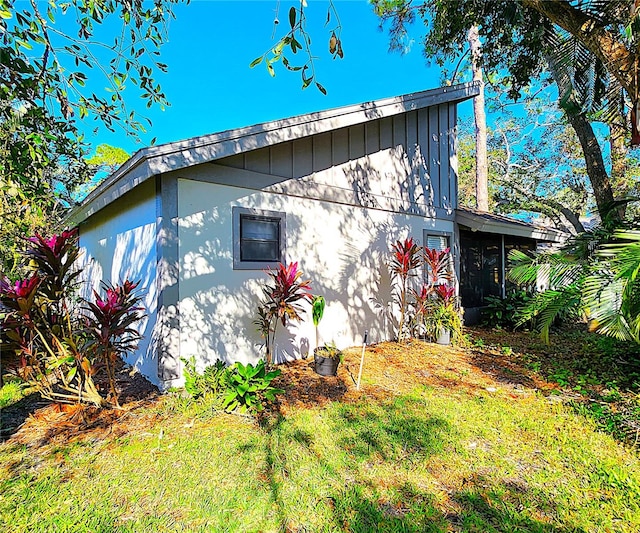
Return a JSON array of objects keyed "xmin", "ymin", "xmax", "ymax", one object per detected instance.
[{"xmin": 79, "ymin": 0, "xmax": 473, "ymax": 156}]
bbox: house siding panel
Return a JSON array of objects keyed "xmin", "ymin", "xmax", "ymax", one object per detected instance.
[
  {"xmin": 312, "ymin": 132, "xmax": 333, "ymax": 173},
  {"xmin": 244, "ymin": 146, "xmax": 271, "ymax": 174},
  {"xmin": 439, "ymin": 104, "xmax": 451, "ymax": 210},
  {"xmin": 270, "ymin": 142, "xmax": 293, "ymax": 178},
  {"xmin": 349, "ymin": 124, "xmax": 366, "ymax": 160},
  {"xmin": 365, "ymin": 121, "xmax": 380, "ymax": 155},
  {"xmin": 428, "ymin": 106, "xmax": 440, "ymax": 209},
  {"xmin": 78, "ymin": 179, "xmax": 160, "ymax": 385},
  {"xmin": 449, "ymin": 105, "xmax": 458, "ymax": 208},
  {"xmin": 380, "ymin": 117, "xmax": 393, "ymax": 150},
  {"xmin": 211, "ymin": 105, "xmax": 456, "ymax": 219},
  {"xmin": 332, "ymin": 128, "xmax": 350, "ymax": 167},
  {"xmin": 293, "ymin": 137, "xmax": 313, "ymax": 177}
]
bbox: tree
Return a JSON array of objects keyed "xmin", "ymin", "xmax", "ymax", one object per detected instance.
[
  {"xmin": 370, "ymin": 0, "xmax": 640, "ymax": 224},
  {"xmin": 467, "ymin": 25, "xmax": 489, "ymax": 211},
  {"xmin": 0, "ymin": 0, "xmax": 181, "ymax": 276},
  {"xmin": 457, "ymin": 93, "xmax": 595, "ymax": 235}
]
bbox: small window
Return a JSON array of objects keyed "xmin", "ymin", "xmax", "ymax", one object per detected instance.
[
  {"xmin": 423, "ymin": 231, "xmax": 453, "ymax": 285},
  {"xmin": 233, "ymin": 207, "xmax": 285, "ymax": 269}
]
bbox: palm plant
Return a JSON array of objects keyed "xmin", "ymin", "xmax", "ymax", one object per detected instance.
[
  {"xmin": 583, "ymin": 230, "xmax": 640, "ymax": 343},
  {"xmin": 508, "ymin": 221, "xmax": 640, "ymax": 345}
]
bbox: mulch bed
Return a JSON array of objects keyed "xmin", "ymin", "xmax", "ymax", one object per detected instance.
[
  {"xmin": 1, "ymin": 359, "xmax": 160, "ymax": 448},
  {"xmin": 0, "ymin": 327, "xmax": 594, "ymax": 449}
]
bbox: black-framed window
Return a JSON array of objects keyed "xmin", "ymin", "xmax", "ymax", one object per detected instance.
[{"xmin": 233, "ymin": 207, "xmax": 285, "ymax": 269}]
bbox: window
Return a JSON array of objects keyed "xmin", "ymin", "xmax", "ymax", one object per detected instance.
[
  {"xmin": 423, "ymin": 231, "xmax": 453, "ymax": 285},
  {"xmin": 233, "ymin": 207, "xmax": 285, "ymax": 269}
]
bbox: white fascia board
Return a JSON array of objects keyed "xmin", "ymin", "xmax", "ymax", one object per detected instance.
[
  {"xmin": 456, "ymin": 210, "xmax": 566, "ymax": 243},
  {"xmin": 68, "ymin": 83, "xmax": 479, "ymax": 226}
]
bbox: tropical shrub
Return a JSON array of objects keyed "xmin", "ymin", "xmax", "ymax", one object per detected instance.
[
  {"xmin": 255, "ymin": 262, "xmax": 312, "ymax": 362},
  {"xmin": 389, "ymin": 238, "xmax": 421, "ymax": 341},
  {"xmin": 423, "ymin": 246, "xmax": 452, "ymax": 287},
  {"xmin": 482, "ymin": 289, "xmax": 533, "ymax": 330},
  {"xmin": 182, "ymin": 357, "xmax": 228, "ymax": 400},
  {"xmin": 386, "ymin": 239, "xmax": 460, "ymax": 342},
  {"xmin": 422, "ymin": 284, "xmax": 463, "ymax": 343},
  {"xmin": 508, "ymin": 224, "xmax": 640, "ymax": 344},
  {"xmin": 222, "ymin": 360, "xmax": 284, "ymax": 413},
  {"xmin": 0, "ymin": 228, "xmax": 145, "ymax": 407},
  {"xmin": 82, "ymin": 280, "xmax": 145, "ymax": 406},
  {"xmin": 182, "ymin": 358, "xmax": 284, "ymax": 414}
]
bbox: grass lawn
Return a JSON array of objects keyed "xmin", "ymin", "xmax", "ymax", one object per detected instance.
[{"xmin": 1, "ymin": 326, "xmax": 640, "ymax": 532}]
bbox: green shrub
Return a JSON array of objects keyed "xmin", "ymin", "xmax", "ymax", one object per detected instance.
[
  {"xmin": 182, "ymin": 358, "xmax": 284, "ymax": 414},
  {"xmin": 222, "ymin": 361, "xmax": 284, "ymax": 413},
  {"xmin": 181, "ymin": 357, "xmax": 228, "ymax": 399},
  {"xmin": 481, "ymin": 289, "xmax": 532, "ymax": 330}
]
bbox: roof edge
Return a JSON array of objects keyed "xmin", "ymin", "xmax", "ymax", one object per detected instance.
[
  {"xmin": 455, "ymin": 208, "xmax": 567, "ymax": 243},
  {"xmin": 68, "ymin": 83, "xmax": 479, "ymax": 225}
]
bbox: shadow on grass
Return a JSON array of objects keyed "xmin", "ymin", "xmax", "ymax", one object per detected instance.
[
  {"xmin": 453, "ymin": 483, "xmax": 588, "ymax": 533},
  {"xmin": 0, "ymin": 391, "xmax": 47, "ymax": 441},
  {"xmin": 257, "ymin": 394, "xmax": 594, "ymax": 533}
]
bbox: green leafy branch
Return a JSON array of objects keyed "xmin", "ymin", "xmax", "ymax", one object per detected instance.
[{"xmin": 250, "ymin": 0, "xmax": 344, "ymax": 94}]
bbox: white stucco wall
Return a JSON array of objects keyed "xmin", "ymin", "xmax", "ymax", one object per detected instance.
[
  {"xmin": 77, "ymin": 179, "xmax": 159, "ymax": 384},
  {"xmin": 177, "ymin": 178, "xmax": 454, "ymax": 370}
]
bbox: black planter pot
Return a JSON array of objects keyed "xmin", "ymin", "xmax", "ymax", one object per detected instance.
[{"xmin": 314, "ymin": 350, "xmax": 340, "ymax": 376}]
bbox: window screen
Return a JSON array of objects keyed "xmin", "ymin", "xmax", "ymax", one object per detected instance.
[
  {"xmin": 233, "ymin": 207, "xmax": 285, "ymax": 269},
  {"xmin": 426, "ymin": 235, "xmax": 449, "ymax": 252},
  {"xmin": 240, "ymin": 215, "xmax": 280, "ymax": 262}
]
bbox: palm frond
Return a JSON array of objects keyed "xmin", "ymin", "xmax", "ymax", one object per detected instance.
[
  {"xmin": 507, "ymin": 249, "xmax": 585, "ymax": 289},
  {"xmin": 515, "ymin": 286, "xmax": 582, "ymax": 344}
]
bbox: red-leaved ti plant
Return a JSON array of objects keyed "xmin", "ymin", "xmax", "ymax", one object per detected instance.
[
  {"xmin": 83, "ymin": 280, "xmax": 145, "ymax": 406},
  {"xmin": 255, "ymin": 262, "xmax": 312, "ymax": 363},
  {"xmin": 390, "ymin": 238, "xmax": 421, "ymax": 341}
]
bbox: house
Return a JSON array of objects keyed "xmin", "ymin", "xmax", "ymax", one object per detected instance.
[
  {"xmin": 68, "ymin": 83, "xmax": 481, "ymax": 390},
  {"xmin": 456, "ymin": 208, "xmax": 566, "ymax": 324}
]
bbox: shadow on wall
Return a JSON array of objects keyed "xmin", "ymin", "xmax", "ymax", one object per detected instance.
[
  {"xmin": 177, "ymin": 178, "xmax": 417, "ymax": 372},
  {"xmin": 79, "ymin": 221, "xmax": 158, "ymax": 380}
]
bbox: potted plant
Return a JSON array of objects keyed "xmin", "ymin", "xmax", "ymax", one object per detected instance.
[
  {"xmin": 314, "ymin": 341, "xmax": 343, "ymax": 376},
  {"xmin": 423, "ymin": 285, "xmax": 463, "ymax": 345},
  {"xmin": 311, "ymin": 295, "xmax": 343, "ymax": 376}
]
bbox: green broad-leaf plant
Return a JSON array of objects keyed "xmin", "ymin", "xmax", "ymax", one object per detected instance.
[{"xmin": 221, "ymin": 360, "xmax": 284, "ymax": 414}]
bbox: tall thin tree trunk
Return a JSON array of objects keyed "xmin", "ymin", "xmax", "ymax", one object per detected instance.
[
  {"xmin": 565, "ymin": 112, "xmax": 618, "ymax": 222},
  {"xmin": 468, "ymin": 25, "xmax": 489, "ymax": 212}
]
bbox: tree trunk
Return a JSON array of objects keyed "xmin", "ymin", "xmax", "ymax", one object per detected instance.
[
  {"xmin": 610, "ymin": 116, "xmax": 628, "ymax": 191},
  {"xmin": 467, "ymin": 25, "xmax": 489, "ymax": 212},
  {"xmin": 546, "ymin": 51, "xmax": 620, "ymax": 225},
  {"xmin": 565, "ymin": 112, "xmax": 618, "ymax": 223}
]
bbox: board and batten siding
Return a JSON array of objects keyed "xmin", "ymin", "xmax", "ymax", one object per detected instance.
[{"xmin": 216, "ymin": 105, "xmax": 458, "ymax": 217}]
